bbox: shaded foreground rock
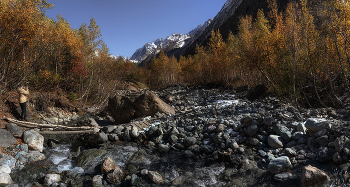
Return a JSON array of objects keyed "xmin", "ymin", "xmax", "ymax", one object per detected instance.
[
  {"xmin": 301, "ymin": 165, "xmax": 329, "ymax": 187},
  {"xmin": 0, "ymin": 129, "xmax": 18, "ymax": 147}
]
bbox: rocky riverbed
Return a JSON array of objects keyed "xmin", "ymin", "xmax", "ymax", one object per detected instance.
[{"xmin": 1, "ymin": 85, "xmax": 350, "ymax": 186}]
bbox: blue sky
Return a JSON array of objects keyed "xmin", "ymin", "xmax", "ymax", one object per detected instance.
[{"xmin": 45, "ymin": 0, "xmax": 227, "ymax": 58}]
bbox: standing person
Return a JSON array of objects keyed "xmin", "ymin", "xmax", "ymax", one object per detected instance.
[{"xmin": 17, "ymin": 85, "xmax": 29, "ymax": 121}]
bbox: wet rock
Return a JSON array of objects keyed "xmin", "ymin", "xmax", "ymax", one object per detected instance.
[
  {"xmin": 268, "ymin": 135, "xmax": 284, "ymax": 148},
  {"xmin": 106, "ymin": 165, "xmax": 124, "ymax": 184},
  {"xmin": 44, "ymin": 174, "xmax": 60, "ymax": 186},
  {"xmin": 5, "ymin": 123, "xmax": 22, "ymax": 138},
  {"xmin": 23, "ymin": 130, "xmax": 44, "ymax": 152},
  {"xmin": 305, "ymin": 118, "xmax": 331, "ymax": 133},
  {"xmin": 301, "ymin": 165, "xmax": 329, "ymax": 187},
  {"xmin": 267, "ymin": 156, "xmax": 292, "ymax": 174},
  {"xmin": 74, "ymin": 149, "xmax": 108, "ymax": 173},
  {"xmin": 101, "ymin": 157, "xmax": 117, "ymax": 175},
  {"xmin": 20, "ymin": 144, "xmax": 28, "ymax": 152},
  {"xmin": 148, "ymin": 171, "xmax": 163, "ymax": 184}
]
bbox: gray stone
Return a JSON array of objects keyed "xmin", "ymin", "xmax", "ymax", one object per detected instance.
[
  {"xmin": 44, "ymin": 174, "xmax": 60, "ymax": 186},
  {"xmin": 305, "ymin": 118, "xmax": 331, "ymax": 133},
  {"xmin": 5, "ymin": 123, "xmax": 22, "ymax": 138},
  {"xmin": 318, "ymin": 147, "xmax": 333, "ymax": 162},
  {"xmin": 108, "ymin": 134, "xmax": 119, "ymax": 142},
  {"xmin": 263, "ymin": 117, "xmax": 274, "ymax": 126},
  {"xmin": 200, "ymin": 145, "xmax": 214, "ymax": 154},
  {"xmin": 273, "ymin": 123, "xmax": 292, "ymax": 141},
  {"xmin": 297, "ymin": 122, "xmax": 307, "ymax": 134},
  {"xmin": 268, "ymin": 135, "xmax": 284, "ymax": 148},
  {"xmin": 268, "ymin": 156, "xmax": 292, "ymax": 174},
  {"xmin": 158, "ymin": 144, "xmax": 170, "ymax": 153},
  {"xmin": 314, "ymin": 129, "xmax": 327, "ymax": 138},
  {"xmin": 102, "ymin": 125, "xmax": 116, "ymax": 133},
  {"xmin": 183, "ymin": 150, "xmax": 194, "ymax": 158},
  {"xmin": 168, "ymin": 135, "xmax": 178, "ymax": 144},
  {"xmin": 274, "ymin": 172, "xmax": 293, "ymax": 182},
  {"xmin": 285, "ymin": 148, "xmax": 297, "ymax": 156},
  {"xmin": 249, "ymin": 138, "xmax": 259, "ymax": 146},
  {"xmin": 245, "ymin": 124, "xmax": 259, "ymax": 137},
  {"xmin": 23, "ymin": 130, "xmax": 44, "ymax": 152},
  {"xmin": 184, "ymin": 137, "xmax": 197, "ymax": 147},
  {"xmin": 97, "ymin": 132, "xmax": 108, "ymax": 144},
  {"xmin": 316, "ymin": 135, "xmax": 328, "ymax": 147},
  {"xmin": 334, "ymin": 135, "xmax": 350, "ymax": 153},
  {"xmin": 0, "ymin": 129, "xmax": 17, "ymax": 147},
  {"xmin": 293, "ymin": 132, "xmax": 304, "ymax": 140},
  {"xmin": 20, "ymin": 144, "xmax": 28, "ymax": 152}
]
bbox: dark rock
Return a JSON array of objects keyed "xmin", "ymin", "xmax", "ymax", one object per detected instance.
[
  {"xmin": 108, "ymin": 90, "xmax": 175, "ymax": 124},
  {"xmin": 274, "ymin": 172, "xmax": 293, "ymax": 182},
  {"xmin": 200, "ymin": 145, "xmax": 214, "ymax": 154},
  {"xmin": 273, "ymin": 123, "xmax": 292, "ymax": 141},
  {"xmin": 0, "ymin": 129, "xmax": 18, "ymax": 147},
  {"xmin": 184, "ymin": 137, "xmax": 197, "ymax": 147},
  {"xmin": 245, "ymin": 84, "xmax": 268, "ymax": 100},
  {"xmin": 245, "ymin": 124, "xmax": 258, "ymax": 137},
  {"xmin": 318, "ymin": 147, "xmax": 333, "ymax": 162},
  {"xmin": 5, "ymin": 123, "xmax": 22, "ymax": 138},
  {"xmin": 236, "ymin": 85, "xmax": 249, "ymax": 93}
]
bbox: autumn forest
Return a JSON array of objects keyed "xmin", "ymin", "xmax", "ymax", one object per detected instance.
[{"xmin": 1, "ymin": 0, "xmax": 350, "ymax": 108}]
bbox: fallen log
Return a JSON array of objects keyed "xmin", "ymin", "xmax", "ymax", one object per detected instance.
[
  {"xmin": 39, "ymin": 130, "xmax": 95, "ymax": 135},
  {"xmin": 2, "ymin": 117, "xmax": 101, "ymax": 130}
]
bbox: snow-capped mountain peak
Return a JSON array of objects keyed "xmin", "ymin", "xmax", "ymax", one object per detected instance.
[{"xmin": 130, "ymin": 19, "xmax": 212, "ymax": 62}]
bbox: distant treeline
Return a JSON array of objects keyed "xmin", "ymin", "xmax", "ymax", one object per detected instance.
[{"xmin": 1, "ymin": 0, "xmax": 349, "ymax": 107}]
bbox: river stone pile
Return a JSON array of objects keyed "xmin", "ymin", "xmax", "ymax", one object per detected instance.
[
  {"xmin": 4, "ymin": 85, "xmax": 350, "ymax": 186},
  {"xmin": 64, "ymin": 85, "xmax": 350, "ymax": 186},
  {"xmin": 0, "ymin": 125, "xmax": 46, "ymax": 185}
]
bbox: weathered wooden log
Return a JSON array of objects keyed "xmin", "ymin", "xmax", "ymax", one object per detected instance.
[
  {"xmin": 2, "ymin": 117, "xmax": 101, "ymax": 130},
  {"xmin": 39, "ymin": 130, "xmax": 95, "ymax": 135}
]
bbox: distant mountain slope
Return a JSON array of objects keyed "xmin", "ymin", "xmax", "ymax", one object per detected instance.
[{"xmin": 129, "ymin": 18, "xmax": 213, "ymax": 63}]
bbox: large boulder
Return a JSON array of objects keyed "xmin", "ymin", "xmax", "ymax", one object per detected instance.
[
  {"xmin": 301, "ymin": 165, "xmax": 329, "ymax": 187},
  {"xmin": 108, "ymin": 90, "xmax": 175, "ymax": 124},
  {"xmin": 23, "ymin": 130, "xmax": 44, "ymax": 152}
]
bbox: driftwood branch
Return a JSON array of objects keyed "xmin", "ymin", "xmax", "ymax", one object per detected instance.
[
  {"xmin": 2, "ymin": 117, "xmax": 101, "ymax": 130},
  {"xmin": 39, "ymin": 130, "xmax": 95, "ymax": 135}
]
